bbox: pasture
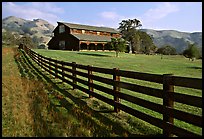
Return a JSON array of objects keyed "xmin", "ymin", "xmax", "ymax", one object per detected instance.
[
  {"xmin": 34, "ymin": 49, "xmax": 202, "ymax": 135},
  {"xmin": 34, "ymin": 49, "xmax": 202, "ymax": 78}
]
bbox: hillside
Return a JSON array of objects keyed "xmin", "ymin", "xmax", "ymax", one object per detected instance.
[
  {"xmin": 140, "ymin": 29, "xmax": 202, "ymax": 53},
  {"xmin": 2, "ymin": 16, "xmax": 55, "ymax": 44},
  {"xmin": 2, "ymin": 16, "xmax": 202, "ymax": 53}
]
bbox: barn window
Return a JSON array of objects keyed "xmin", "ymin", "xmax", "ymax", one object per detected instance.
[
  {"xmin": 59, "ymin": 25, "xmax": 65, "ymax": 33},
  {"xmin": 82, "ymin": 30, "xmax": 85, "ymax": 34},
  {"xmin": 59, "ymin": 41, "xmax": 65, "ymax": 50}
]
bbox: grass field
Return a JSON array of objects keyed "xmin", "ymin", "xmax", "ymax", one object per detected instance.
[
  {"xmin": 34, "ymin": 49, "xmax": 202, "ymax": 136},
  {"xmin": 2, "ymin": 47, "xmax": 202, "ymax": 136},
  {"xmin": 34, "ymin": 49, "xmax": 202, "ymax": 78}
]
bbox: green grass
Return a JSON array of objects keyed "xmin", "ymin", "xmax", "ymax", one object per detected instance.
[
  {"xmin": 33, "ymin": 49, "xmax": 202, "ymax": 136},
  {"xmin": 3, "ymin": 47, "xmax": 201, "ymax": 137},
  {"xmin": 34, "ymin": 49, "xmax": 202, "ymax": 78}
]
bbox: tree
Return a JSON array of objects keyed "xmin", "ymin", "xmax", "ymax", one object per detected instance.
[
  {"xmin": 18, "ymin": 35, "xmax": 37, "ymax": 49},
  {"xmin": 118, "ymin": 18, "xmax": 142, "ymax": 53},
  {"xmin": 183, "ymin": 43, "xmax": 200, "ymax": 61},
  {"xmin": 132, "ymin": 32, "xmax": 141, "ymax": 53},
  {"xmin": 110, "ymin": 38, "xmax": 126, "ymax": 57},
  {"xmin": 2, "ymin": 30, "xmax": 20, "ymax": 46},
  {"xmin": 156, "ymin": 45, "xmax": 177, "ymax": 55},
  {"xmin": 138, "ymin": 31, "xmax": 157, "ymax": 54}
]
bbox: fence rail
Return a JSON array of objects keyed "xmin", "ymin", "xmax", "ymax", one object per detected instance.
[{"xmin": 23, "ymin": 46, "xmax": 202, "ymax": 137}]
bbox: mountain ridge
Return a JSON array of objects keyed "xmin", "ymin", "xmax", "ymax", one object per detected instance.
[{"xmin": 2, "ymin": 16, "xmax": 202, "ymax": 53}]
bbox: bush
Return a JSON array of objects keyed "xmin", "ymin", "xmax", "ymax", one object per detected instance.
[{"xmin": 183, "ymin": 43, "xmax": 200, "ymax": 61}]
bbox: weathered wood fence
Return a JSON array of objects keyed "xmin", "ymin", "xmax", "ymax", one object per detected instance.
[{"xmin": 23, "ymin": 46, "xmax": 202, "ymax": 137}]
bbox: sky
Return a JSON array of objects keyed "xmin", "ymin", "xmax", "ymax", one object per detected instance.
[{"xmin": 2, "ymin": 2, "xmax": 202, "ymax": 33}]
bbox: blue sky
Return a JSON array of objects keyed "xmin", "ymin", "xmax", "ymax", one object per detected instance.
[{"xmin": 2, "ymin": 2, "xmax": 202, "ymax": 33}]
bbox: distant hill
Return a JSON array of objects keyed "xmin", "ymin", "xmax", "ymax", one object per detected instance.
[
  {"xmin": 2, "ymin": 16, "xmax": 55, "ymax": 44},
  {"xmin": 2, "ymin": 16, "xmax": 202, "ymax": 53},
  {"xmin": 140, "ymin": 29, "xmax": 202, "ymax": 54}
]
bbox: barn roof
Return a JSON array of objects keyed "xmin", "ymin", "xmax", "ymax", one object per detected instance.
[
  {"xmin": 58, "ymin": 22, "xmax": 119, "ymax": 34},
  {"xmin": 71, "ymin": 34, "xmax": 112, "ymax": 42}
]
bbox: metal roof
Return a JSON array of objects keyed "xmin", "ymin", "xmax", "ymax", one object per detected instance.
[
  {"xmin": 58, "ymin": 22, "xmax": 119, "ymax": 34},
  {"xmin": 71, "ymin": 34, "xmax": 112, "ymax": 42}
]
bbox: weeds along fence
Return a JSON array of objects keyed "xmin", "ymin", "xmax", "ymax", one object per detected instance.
[{"xmin": 23, "ymin": 46, "xmax": 202, "ymax": 137}]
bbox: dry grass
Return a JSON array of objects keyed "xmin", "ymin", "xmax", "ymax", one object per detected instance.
[
  {"xmin": 2, "ymin": 47, "xmax": 93, "ymax": 137},
  {"xmin": 2, "ymin": 47, "xmax": 35, "ymax": 136}
]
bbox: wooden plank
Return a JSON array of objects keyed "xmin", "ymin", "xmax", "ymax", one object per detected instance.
[
  {"xmin": 58, "ymin": 60, "xmax": 73, "ymax": 67},
  {"xmin": 75, "ymin": 84, "xmax": 115, "ymax": 107},
  {"xmin": 76, "ymin": 64, "xmax": 88, "ymax": 70},
  {"xmin": 75, "ymin": 70, "xmax": 89, "ymax": 78},
  {"xmin": 91, "ymin": 74, "xmax": 113, "ymax": 86},
  {"xmin": 40, "ymin": 63, "xmax": 49, "ymax": 73},
  {"xmin": 52, "ymin": 63, "xmax": 72, "ymax": 73},
  {"xmin": 172, "ymin": 76, "xmax": 202, "ymax": 89},
  {"xmin": 51, "ymin": 67, "xmax": 74, "ymax": 80},
  {"xmin": 75, "ymin": 77, "xmax": 89, "ymax": 86},
  {"xmin": 166, "ymin": 107, "xmax": 202, "ymax": 127},
  {"xmin": 172, "ymin": 92, "xmax": 202, "ymax": 108},
  {"xmin": 38, "ymin": 58, "xmax": 50, "ymax": 69},
  {"xmin": 118, "ymin": 70, "xmax": 163, "ymax": 84},
  {"xmin": 119, "ymin": 81, "xmax": 163, "ymax": 98},
  {"xmin": 89, "ymin": 91, "xmax": 115, "ymax": 107},
  {"xmin": 91, "ymin": 66, "xmax": 113, "ymax": 75},
  {"xmin": 116, "ymin": 92, "xmax": 163, "ymax": 114},
  {"xmin": 92, "ymin": 83, "xmax": 114, "ymax": 96}
]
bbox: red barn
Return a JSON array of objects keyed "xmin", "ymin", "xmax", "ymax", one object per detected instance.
[{"xmin": 47, "ymin": 22, "xmax": 121, "ymax": 51}]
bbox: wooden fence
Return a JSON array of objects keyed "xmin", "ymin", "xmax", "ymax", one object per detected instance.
[{"xmin": 23, "ymin": 46, "xmax": 202, "ymax": 137}]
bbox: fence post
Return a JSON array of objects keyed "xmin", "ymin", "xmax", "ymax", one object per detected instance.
[
  {"xmin": 72, "ymin": 62, "xmax": 77, "ymax": 90},
  {"xmin": 163, "ymin": 74, "xmax": 174, "ymax": 137},
  {"xmin": 113, "ymin": 68, "xmax": 120, "ymax": 113},
  {"xmin": 88, "ymin": 65, "xmax": 93, "ymax": 98},
  {"xmin": 55, "ymin": 61, "xmax": 58, "ymax": 79}
]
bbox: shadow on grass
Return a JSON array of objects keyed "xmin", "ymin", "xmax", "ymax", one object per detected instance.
[
  {"xmin": 14, "ymin": 48, "xmax": 162, "ymax": 137},
  {"xmin": 77, "ymin": 52, "xmax": 112, "ymax": 57},
  {"xmin": 187, "ymin": 66, "xmax": 202, "ymax": 70}
]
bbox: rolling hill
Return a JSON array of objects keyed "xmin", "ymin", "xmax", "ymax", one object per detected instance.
[
  {"xmin": 140, "ymin": 29, "xmax": 202, "ymax": 54},
  {"xmin": 2, "ymin": 16, "xmax": 55, "ymax": 44},
  {"xmin": 2, "ymin": 16, "xmax": 202, "ymax": 54}
]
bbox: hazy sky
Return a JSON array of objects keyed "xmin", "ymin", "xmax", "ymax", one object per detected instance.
[{"xmin": 2, "ymin": 2, "xmax": 202, "ymax": 33}]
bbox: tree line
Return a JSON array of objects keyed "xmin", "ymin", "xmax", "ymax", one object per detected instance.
[
  {"xmin": 2, "ymin": 30, "xmax": 46, "ymax": 49},
  {"xmin": 110, "ymin": 18, "xmax": 202, "ymax": 60}
]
